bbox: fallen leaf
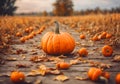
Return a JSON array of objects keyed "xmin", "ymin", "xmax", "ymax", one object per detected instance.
[
  {"xmin": 70, "ymin": 59, "xmax": 79, "ymax": 65},
  {"xmin": 47, "ymin": 69, "xmax": 61, "ymax": 75},
  {"xmin": 48, "ymin": 56, "xmax": 64, "ymax": 63},
  {"xmin": 6, "ymin": 57, "xmax": 17, "ymax": 61},
  {"xmin": 75, "ymin": 76, "xmax": 88, "ymax": 80},
  {"xmin": 30, "ymin": 55, "xmax": 48, "ymax": 63},
  {"xmin": 112, "ymin": 55, "xmax": 120, "ymax": 62},
  {"xmin": 16, "ymin": 64, "xmax": 28, "ymax": 68},
  {"xmin": 54, "ymin": 75, "xmax": 69, "ymax": 82},
  {"xmin": 38, "ymin": 65, "xmax": 47, "ymax": 76},
  {"xmin": 33, "ymin": 79, "xmax": 42, "ymax": 84}
]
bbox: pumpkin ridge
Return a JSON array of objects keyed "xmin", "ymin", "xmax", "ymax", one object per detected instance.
[
  {"xmin": 64, "ymin": 33, "xmax": 75, "ymax": 53},
  {"xmin": 59, "ymin": 33, "xmax": 68, "ymax": 54},
  {"xmin": 52, "ymin": 34, "xmax": 60, "ymax": 55},
  {"xmin": 92, "ymin": 68, "xmax": 102, "ymax": 81},
  {"xmin": 46, "ymin": 33, "xmax": 54, "ymax": 54},
  {"xmin": 41, "ymin": 32, "xmax": 53, "ymax": 53}
]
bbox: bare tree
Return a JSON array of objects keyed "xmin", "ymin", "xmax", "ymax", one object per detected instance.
[{"xmin": 53, "ymin": 0, "xmax": 74, "ymax": 16}]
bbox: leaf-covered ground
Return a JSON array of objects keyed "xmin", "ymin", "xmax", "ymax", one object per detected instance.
[{"xmin": 0, "ymin": 14, "xmax": 120, "ymax": 84}]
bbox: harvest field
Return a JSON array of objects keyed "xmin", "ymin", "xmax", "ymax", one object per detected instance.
[{"xmin": 0, "ymin": 14, "xmax": 120, "ymax": 84}]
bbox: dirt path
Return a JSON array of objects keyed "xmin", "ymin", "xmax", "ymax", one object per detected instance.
[{"xmin": 0, "ymin": 23, "xmax": 120, "ymax": 84}]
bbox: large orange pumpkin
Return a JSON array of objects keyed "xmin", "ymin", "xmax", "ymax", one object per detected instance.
[
  {"xmin": 41, "ymin": 21, "xmax": 75, "ymax": 55},
  {"xmin": 10, "ymin": 71, "xmax": 25, "ymax": 83},
  {"xmin": 102, "ymin": 45, "xmax": 113, "ymax": 57}
]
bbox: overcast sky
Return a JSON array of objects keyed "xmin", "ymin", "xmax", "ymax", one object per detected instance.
[{"xmin": 15, "ymin": 0, "xmax": 120, "ymax": 13}]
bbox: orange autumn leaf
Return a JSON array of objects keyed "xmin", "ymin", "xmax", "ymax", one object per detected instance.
[
  {"xmin": 70, "ymin": 59, "xmax": 79, "ymax": 65},
  {"xmin": 54, "ymin": 75, "xmax": 69, "ymax": 82}
]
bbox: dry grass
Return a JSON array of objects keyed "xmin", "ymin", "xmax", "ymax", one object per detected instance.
[{"xmin": 0, "ymin": 13, "xmax": 120, "ymax": 51}]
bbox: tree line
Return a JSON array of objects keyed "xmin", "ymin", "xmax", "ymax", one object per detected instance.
[{"xmin": 0, "ymin": 0, "xmax": 120, "ymax": 16}]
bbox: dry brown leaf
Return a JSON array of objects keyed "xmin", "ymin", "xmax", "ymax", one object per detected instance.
[
  {"xmin": 6, "ymin": 57, "xmax": 17, "ymax": 61},
  {"xmin": 89, "ymin": 61, "xmax": 112, "ymax": 69},
  {"xmin": 38, "ymin": 65, "xmax": 47, "ymax": 76},
  {"xmin": 30, "ymin": 55, "xmax": 48, "ymax": 63},
  {"xmin": 70, "ymin": 59, "xmax": 79, "ymax": 65},
  {"xmin": 54, "ymin": 75, "xmax": 69, "ymax": 82},
  {"xmin": 75, "ymin": 76, "xmax": 88, "ymax": 80},
  {"xmin": 58, "ymin": 55, "xmax": 67, "ymax": 58},
  {"xmin": 16, "ymin": 64, "xmax": 28, "ymax": 68},
  {"xmin": 33, "ymin": 79, "xmax": 42, "ymax": 84},
  {"xmin": 112, "ymin": 55, "xmax": 120, "ymax": 62},
  {"xmin": 48, "ymin": 57, "xmax": 64, "ymax": 63},
  {"xmin": 47, "ymin": 69, "xmax": 61, "ymax": 75},
  {"xmin": 27, "ymin": 70, "xmax": 40, "ymax": 76}
]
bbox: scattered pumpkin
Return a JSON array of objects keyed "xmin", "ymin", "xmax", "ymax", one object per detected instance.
[
  {"xmin": 78, "ymin": 48, "xmax": 88, "ymax": 57},
  {"xmin": 116, "ymin": 73, "xmax": 120, "ymax": 84},
  {"xmin": 102, "ymin": 45, "xmax": 113, "ymax": 57},
  {"xmin": 88, "ymin": 67, "xmax": 108, "ymax": 83},
  {"xmin": 56, "ymin": 62, "xmax": 70, "ymax": 70},
  {"xmin": 91, "ymin": 35, "xmax": 100, "ymax": 41},
  {"xmin": 10, "ymin": 71, "xmax": 25, "ymax": 83},
  {"xmin": 106, "ymin": 33, "xmax": 112, "ymax": 39},
  {"xmin": 20, "ymin": 37, "xmax": 26, "ymax": 43},
  {"xmin": 80, "ymin": 34, "xmax": 86, "ymax": 39},
  {"xmin": 41, "ymin": 21, "xmax": 75, "ymax": 55},
  {"xmin": 25, "ymin": 28, "xmax": 30, "ymax": 33},
  {"xmin": 99, "ymin": 32, "xmax": 107, "ymax": 39},
  {"xmin": 16, "ymin": 32, "xmax": 22, "ymax": 37},
  {"xmin": 102, "ymin": 72, "xmax": 110, "ymax": 79}
]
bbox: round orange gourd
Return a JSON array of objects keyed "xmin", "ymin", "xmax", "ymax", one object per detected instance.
[
  {"xmin": 56, "ymin": 62, "xmax": 70, "ymax": 70},
  {"xmin": 116, "ymin": 73, "xmax": 120, "ymax": 84},
  {"xmin": 20, "ymin": 37, "xmax": 26, "ymax": 43},
  {"xmin": 91, "ymin": 35, "xmax": 100, "ymax": 41},
  {"xmin": 88, "ymin": 67, "xmax": 108, "ymax": 83},
  {"xmin": 78, "ymin": 48, "xmax": 88, "ymax": 57},
  {"xmin": 10, "ymin": 71, "xmax": 25, "ymax": 83},
  {"xmin": 16, "ymin": 32, "xmax": 22, "ymax": 37},
  {"xmin": 80, "ymin": 34, "xmax": 85, "ymax": 39},
  {"xmin": 41, "ymin": 21, "xmax": 75, "ymax": 55},
  {"xmin": 88, "ymin": 67, "xmax": 102, "ymax": 81},
  {"xmin": 99, "ymin": 32, "xmax": 107, "ymax": 39},
  {"xmin": 102, "ymin": 45, "xmax": 113, "ymax": 57},
  {"xmin": 25, "ymin": 28, "xmax": 30, "ymax": 33},
  {"xmin": 102, "ymin": 72, "xmax": 110, "ymax": 79},
  {"xmin": 106, "ymin": 33, "xmax": 112, "ymax": 39}
]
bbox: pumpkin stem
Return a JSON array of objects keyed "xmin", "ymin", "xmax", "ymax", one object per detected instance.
[
  {"xmin": 99, "ymin": 76, "xmax": 108, "ymax": 84},
  {"xmin": 54, "ymin": 21, "xmax": 60, "ymax": 34}
]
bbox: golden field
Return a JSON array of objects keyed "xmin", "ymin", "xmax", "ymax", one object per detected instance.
[{"xmin": 0, "ymin": 13, "xmax": 120, "ymax": 51}]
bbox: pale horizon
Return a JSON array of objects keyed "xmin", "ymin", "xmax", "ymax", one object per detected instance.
[{"xmin": 15, "ymin": 0, "xmax": 120, "ymax": 13}]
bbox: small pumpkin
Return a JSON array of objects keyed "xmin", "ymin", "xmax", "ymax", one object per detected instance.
[
  {"xmin": 56, "ymin": 62, "xmax": 70, "ymax": 70},
  {"xmin": 102, "ymin": 45, "xmax": 113, "ymax": 57},
  {"xmin": 78, "ymin": 48, "xmax": 88, "ymax": 57},
  {"xmin": 20, "ymin": 37, "xmax": 26, "ymax": 43},
  {"xmin": 10, "ymin": 71, "xmax": 25, "ymax": 83},
  {"xmin": 99, "ymin": 32, "xmax": 107, "ymax": 39},
  {"xmin": 25, "ymin": 28, "xmax": 30, "ymax": 33},
  {"xmin": 106, "ymin": 33, "xmax": 112, "ymax": 39},
  {"xmin": 16, "ymin": 32, "xmax": 22, "ymax": 37},
  {"xmin": 41, "ymin": 21, "xmax": 75, "ymax": 55},
  {"xmin": 116, "ymin": 73, "xmax": 120, "ymax": 84},
  {"xmin": 80, "ymin": 34, "xmax": 85, "ymax": 39},
  {"xmin": 91, "ymin": 35, "xmax": 100, "ymax": 41},
  {"xmin": 88, "ymin": 67, "xmax": 108, "ymax": 83},
  {"xmin": 102, "ymin": 72, "xmax": 110, "ymax": 79}
]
